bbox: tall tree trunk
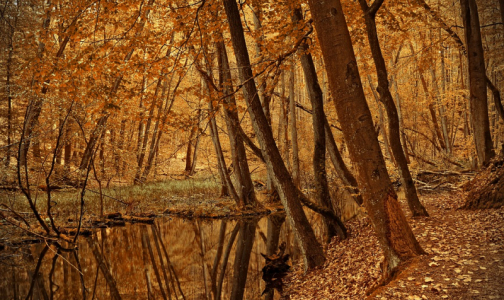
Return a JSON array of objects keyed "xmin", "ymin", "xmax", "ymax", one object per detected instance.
[
  {"xmin": 215, "ymin": 39, "xmax": 257, "ymax": 206},
  {"xmin": 64, "ymin": 120, "xmax": 73, "ymax": 170},
  {"xmin": 204, "ymin": 79, "xmax": 240, "ymax": 204},
  {"xmin": 135, "ymin": 78, "xmax": 163, "ymax": 184},
  {"xmin": 5, "ymin": 26, "xmax": 13, "ymax": 167},
  {"xmin": 308, "ymin": 0, "xmax": 425, "ymax": 278},
  {"xmin": 390, "ymin": 73, "xmax": 412, "ymax": 163},
  {"xmin": 324, "ymin": 116, "xmax": 364, "ymax": 205},
  {"xmin": 141, "ymin": 62, "xmax": 187, "ymax": 182},
  {"xmin": 222, "ymin": 0, "xmax": 325, "ymax": 271},
  {"xmin": 460, "ymin": 0, "xmax": 495, "ymax": 166},
  {"xmin": 368, "ymin": 77, "xmax": 395, "ymax": 165},
  {"xmin": 359, "ymin": 0, "xmax": 429, "ymax": 217},
  {"xmin": 185, "ymin": 127, "xmax": 196, "ymax": 173},
  {"xmin": 500, "ymin": 0, "xmax": 504, "ymax": 27},
  {"xmin": 190, "ymin": 108, "xmax": 202, "ymax": 176},
  {"xmin": 207, "ymin": 102, "xmax": 231, "ymax": 198},
  {"xmin": 289, "ymin": 65, "xmax": 301, "ymax": 187},
  {"xmin": 293, "ymin": 7, "xmax": 347, "ymax": 240}
]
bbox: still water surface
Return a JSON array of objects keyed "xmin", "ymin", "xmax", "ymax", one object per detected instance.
[{"xmin": 0, "ymin": 214, "xmax": 307, "ymax": 300}]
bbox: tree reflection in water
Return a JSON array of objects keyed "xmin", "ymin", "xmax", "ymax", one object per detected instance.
[{"xmin": 0, "ymin": 213, "xmax": 297, "ymax": 300}]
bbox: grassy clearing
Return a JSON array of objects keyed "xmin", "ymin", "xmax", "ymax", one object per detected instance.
[{"xmin": 0, "ymin": 177, "xmax": 222, "ymax": 221}]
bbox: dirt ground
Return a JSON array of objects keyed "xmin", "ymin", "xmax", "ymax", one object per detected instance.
[{"xmin": 285, "ymin": 191, "xmax": 504, "ymax": 300}]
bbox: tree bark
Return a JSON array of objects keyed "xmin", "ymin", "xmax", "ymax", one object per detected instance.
[
  {"xmin": 293, "ymin": 7, "xmax": 347, "ymax": 240},
  {"xmin": 204, "ymin": 79, "xmax": 240, "ymax": 204},
  {"xmin": 289, "ymin": 65, "xmax": 301, "ymax": 187},
  {"xmin": 460, "ymin": 0, "xmax": 495, "ymax": 167},
  {"xmin": 308, "ymin": 0, "xmax": 425, "ymax": 277},
  {"xmin": 359, "ymin": 0, "xmax": 428, "ymax": 217},
  {"xmin": 215, "ymin": 38, "xmax": 257, "ymax": 207},
  {"xmin": 222, "ymin": 0, "xmax": 325, "ymax": 271}
]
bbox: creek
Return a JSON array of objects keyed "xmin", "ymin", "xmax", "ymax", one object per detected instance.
[{"xmin": 0, "ymin": 213, "xmax": 319, "ymax": 300}]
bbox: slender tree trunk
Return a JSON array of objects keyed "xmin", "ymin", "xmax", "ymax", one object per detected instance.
[
  {"xmin": 293, "ymin": 7, "xmax": 347, "ymax": 240},
  {"xmin": 185, "ymin": 127, "xmax": 195, "ymax": 173},
  {"xmin": 222, "ymin": 0, "xmax": 325, "ymax": 271},
  {"xmin": 359, "ymin": 0, "xmax": 428, "ymax": 217},
  {"xmin": 135, "ymin": 78, "xmax": 163, "ymax": 184},
  {"xmin": 308, "ymin": 0, "xmax": 425, "ymax": 278},
  {"xmin": 499, "ymin": 0, "xmax": 504, "ymax": 28},
  {"xmin": 5, "ymin": 28, "xmax": 13, "ymax": 167},
  {"xmin": 368, "ymin": 78, "xmax": 395, "ymax": 165},
  {"xmin": 190, "ymin": 108, "xmax": 202, "ymax": 176},
  {"xmin": 205, "ymin": 80, "xmax": 240, "ymax": 204},
  {"xmin": 391, "ymin": 75, "xmax": 412, "ymax": 163},
  {"xmin": 141, "ymin": 65, "xmax": 186, "ymax": 182},
  {"xmin": 289, "ymin": 65, "xmax": 301, "ymax": 187},
  {"xmin": 324, "ymin": 116, "xmax": 363, "ymax": 205},
  {"xmin": 215, "ymin": 39, "xmax": 257, "ymax": 206},
  {"xmin": 63, "ymin": 119, "xmax": 73, "ymax": 170},
  {"xmin": 460, "ymin": 0, "xmax": 495, "ymax": 166},
  {"xmin": 207, "ymin": 103, "xmax": 231, "ymax": 197}
]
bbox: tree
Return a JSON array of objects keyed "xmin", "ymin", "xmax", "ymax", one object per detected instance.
[
  {"xmin": 307, "ymin": 0, "xmax": 425, "ymax": 278},
  {"xmin": 292, "ymin": 6, "xmax": 347, "ymax": 240},
  {"xmin": 221, "ymin": 0, "xmax": 325, "ymax": 270},
  {"xmin": 358, "ymin": 0, "xmax": 429, "ymax": 217},
  {"xmin": 460, "ymin": 0, "xmax": 495, "ymax": 167}
]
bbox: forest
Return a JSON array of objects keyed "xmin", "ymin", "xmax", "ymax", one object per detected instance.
[{"xmin": 0, "ymin": 0, "xmax": 503, "ymax": 299}]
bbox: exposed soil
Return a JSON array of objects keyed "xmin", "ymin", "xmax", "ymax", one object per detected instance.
[{"xmin": 285, "ymin": 191, "xmax": 504, "ymax": 299}]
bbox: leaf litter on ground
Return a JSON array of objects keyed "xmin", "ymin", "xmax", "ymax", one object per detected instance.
[{"xmin": 285, "ymin": 191, "xmax": 504, "ymax": 299}]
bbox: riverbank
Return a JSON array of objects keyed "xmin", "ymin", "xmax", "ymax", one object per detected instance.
[{"xmin": 0, "ymin": 177, "xmax": 284, "ymax": 247}]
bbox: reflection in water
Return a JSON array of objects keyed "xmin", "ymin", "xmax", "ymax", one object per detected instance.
[{"xmin": 0, "ymin": 213, "xmax": 306, "ymax": 300}]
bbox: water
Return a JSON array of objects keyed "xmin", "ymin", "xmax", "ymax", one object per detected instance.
[{"xmin": 0, "ymin": 213, "xmax": 305, "ymax": 300}]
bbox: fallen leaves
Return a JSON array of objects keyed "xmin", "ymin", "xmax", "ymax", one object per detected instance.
[{"xmin": 285, "ymin": 192, "xmax": 504, "ymax": 299}]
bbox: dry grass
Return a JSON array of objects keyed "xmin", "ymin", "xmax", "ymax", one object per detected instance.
[{"xmin": 0, "ymin": 177, "xmax": 222, "ymax": 221}]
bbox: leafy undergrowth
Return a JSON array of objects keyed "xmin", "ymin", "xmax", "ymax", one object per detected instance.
[{"xmin": 285, "ymin": 192, "xmax": 504, "ymax": 299}]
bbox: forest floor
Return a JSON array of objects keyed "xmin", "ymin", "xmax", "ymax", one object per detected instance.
[{"xmin": 285, "ymin": 191, "xmax": 504, "ymax": 300}]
